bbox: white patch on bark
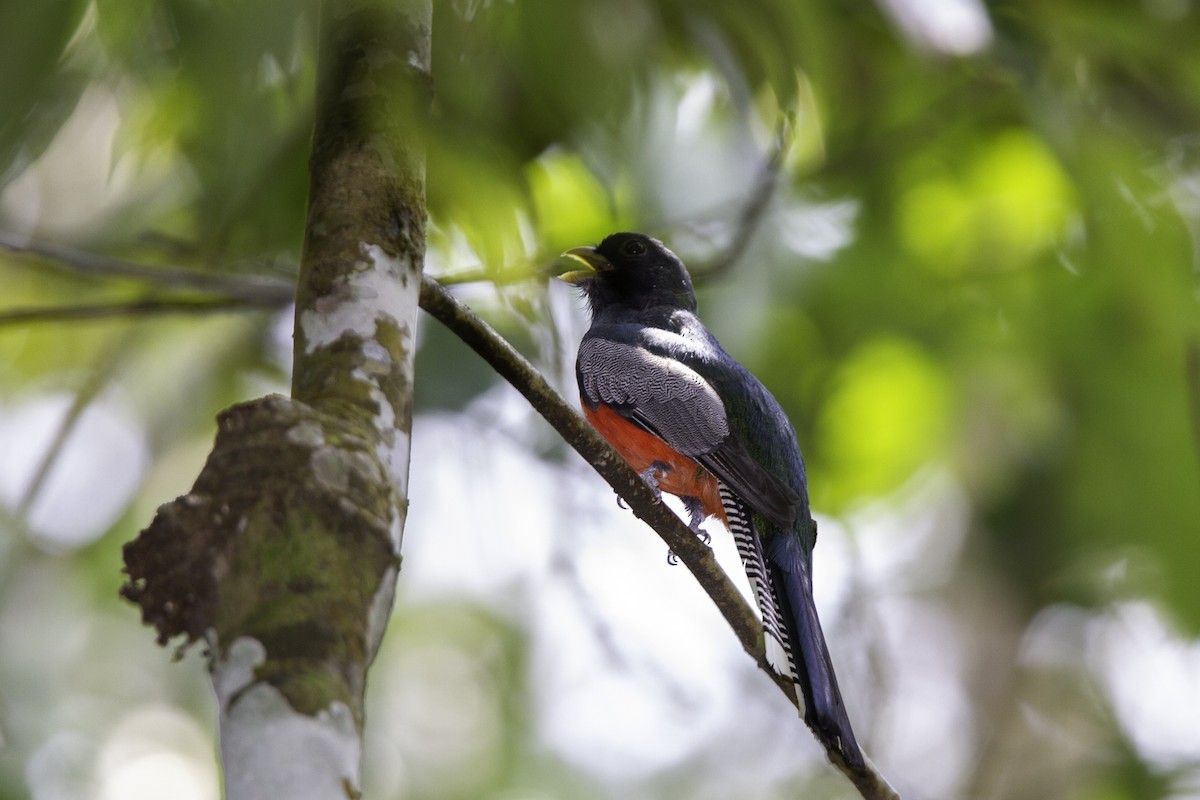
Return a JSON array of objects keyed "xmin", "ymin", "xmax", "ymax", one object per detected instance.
[
  {"xmin": 364, "ymin": 380, "xmax": 410, "ymax": 551},
  {"xmin": 297, "ymin": 242, "xmax": 417, "ymax": 545},
  {"xmin": 212, "ymin": 637, "xmax": 362, "ymax": 800},
  {"xmin": 360, "ymin": 338, "xmax": 390, "ymax": 363},
  {"xmin": 356, "ymin": 371, "xmax": 412, "ymax": 508},
  {"xmin": 286, "ymin": 419, "xmax": 326, "ymax": 447},
  {"xmin": 299, "ymin": 244, "xmax": 413, "ymax": 354},
  {"xmin": 212, "ymin": 636, "xmax": 265, "ymax": 703},
  {"xmin": 310, "ymin": 445, "xmax": 379, "ymax": 496},
  {"xmin": 366, "ymin": 565, "xmax": 399, "ymax": 655}
]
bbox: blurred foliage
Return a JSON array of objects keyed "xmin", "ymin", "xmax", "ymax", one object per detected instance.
[{"xmin": 2, "ymin": 0, "xmax": 1199, "ymax": 798}]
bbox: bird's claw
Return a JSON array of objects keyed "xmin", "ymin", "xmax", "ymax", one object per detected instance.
[
  {"xmin": 638, "ymin": 461, "xmax": 672, "ymax": 500},
  {"xmin": 667, "ymin": 496, "xmax": 712, "ymax": 565},
  {"xmin": 666, "ymin": 532, "xmax": 712, "ymax": 565},
  {"xmin": 616, "ymin": 461, "xmax": 671, "ymax": 510}
]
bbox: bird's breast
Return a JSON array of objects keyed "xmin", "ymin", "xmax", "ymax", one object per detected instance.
[{"xmin": 582, "ymin": 399, "xmax": 727, "ymax": 522}]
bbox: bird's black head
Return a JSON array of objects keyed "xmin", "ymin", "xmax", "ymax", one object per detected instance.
[{"xmin": 560, "ymin": 232, "xmax": 698, "ymax": 315}]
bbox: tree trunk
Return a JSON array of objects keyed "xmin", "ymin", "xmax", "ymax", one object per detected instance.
[{"xmin": 121, "ymin": 0, "xmax": 430, "ymax": 796}]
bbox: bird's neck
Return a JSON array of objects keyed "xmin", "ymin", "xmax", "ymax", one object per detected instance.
[{"xmin": 592, "ymin": 302, "xmax": 694, "ymax": 331}]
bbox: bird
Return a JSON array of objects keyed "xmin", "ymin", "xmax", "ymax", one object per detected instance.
[{"xmin": 560, "ymin": 231, "xmax": 863, "ymax": 769}]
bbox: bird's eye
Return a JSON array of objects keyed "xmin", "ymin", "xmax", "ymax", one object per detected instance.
[{"xmin": 621, "ymin": 239, "xmax": 647, "ymax": 257}]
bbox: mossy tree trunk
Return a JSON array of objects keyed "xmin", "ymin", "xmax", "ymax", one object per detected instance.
[{"xmin": 121, "ymin": 0, "xmax": 430, "ymax": 796}]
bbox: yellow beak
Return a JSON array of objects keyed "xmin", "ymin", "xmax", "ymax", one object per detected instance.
[{"xmin": 558, "ymin": 246, "xmax": 611, "ymax": 284}]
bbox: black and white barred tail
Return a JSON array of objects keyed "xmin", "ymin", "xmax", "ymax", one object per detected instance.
[{"xmin": 718, "ymin": 481, "xmax": 800, "ymax": 692}]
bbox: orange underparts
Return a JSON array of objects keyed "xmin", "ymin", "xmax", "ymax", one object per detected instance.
[{"xmin": 583, "ymin": 399, "xmax": 727, "ymax": 524}]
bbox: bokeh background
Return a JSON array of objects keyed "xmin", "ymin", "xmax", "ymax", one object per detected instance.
[{"xmin": 2, "ymin": 0, "xmax": 1199, "ymax": 798}]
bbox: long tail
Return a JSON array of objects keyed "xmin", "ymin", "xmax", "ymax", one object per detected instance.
[
  {"xmin": 720, "ymin": 483, "xmax": 864, "ymax": 769},
  {"xmin": 767, "ymin": 532, "xmax": 864, "ymax": 769}
]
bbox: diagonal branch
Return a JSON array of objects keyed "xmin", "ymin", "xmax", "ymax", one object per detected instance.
[
  {"xmin": 418, "ymin": 274, "xmax": 770, "ymax": 666},
  {"xmin": 417, "ymin": 275, "xmax": 901, "ymax": 800}
]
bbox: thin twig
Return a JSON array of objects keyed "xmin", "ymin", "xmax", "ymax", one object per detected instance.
[
  {"xmin": 15, "ymin": 330, "xmax": 133, "ymax": 517},
  {"xmin": 0, "ymin": 296, "xmax": 284, "ymax": 327},
  {"xmin": 689, "ymin": 115, "xmax": 794, "ymax": 279},
  {"xmin": 432, "ymin": 255, "xmax": 564, "ymax": 287},
  {"xmin": 0, "ymin": 231, "xmax": 295, "ymax": 305},
  {"xmin": 0, "ymin": 231, "xmax": 294, "ymax": 324}
]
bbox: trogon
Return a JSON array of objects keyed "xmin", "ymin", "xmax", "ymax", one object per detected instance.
[{"xmin": 560, "ymin": 232, "xmax": 863, "ymax": 769}]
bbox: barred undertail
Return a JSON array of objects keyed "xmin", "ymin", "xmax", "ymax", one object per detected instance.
[{"xmin": 718, "ymin": 481, "xmax": 801, "ymax": 695}]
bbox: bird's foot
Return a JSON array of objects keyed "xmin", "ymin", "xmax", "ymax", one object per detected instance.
[
  {"xmin": 638, "ymin": 461, "xmax": 672, "ymax": 500},
  {"xmin": 616, "ymin": 461, "xmax": 671, "ymax": 511},
  {"xmin": 667, "ymin": 497, "xmax": 712, "ymax": 565},
  {"xmin": 681, "ymin": 497, "xmax": 710, "ymax": 540}
]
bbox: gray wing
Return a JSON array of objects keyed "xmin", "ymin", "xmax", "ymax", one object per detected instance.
[{"xmin": 577, "ymin": 337, "xmax": 729, "ymax": 457}]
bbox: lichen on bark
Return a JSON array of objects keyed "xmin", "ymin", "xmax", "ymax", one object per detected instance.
[{"xmin": 122, "ymin": 395, "xmax": 398, "ymax": 722}]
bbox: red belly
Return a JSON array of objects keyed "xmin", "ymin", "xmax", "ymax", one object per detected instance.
[{"xmin": 583, "ymin": 400, "xmax": 727, "ymax": 523}]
